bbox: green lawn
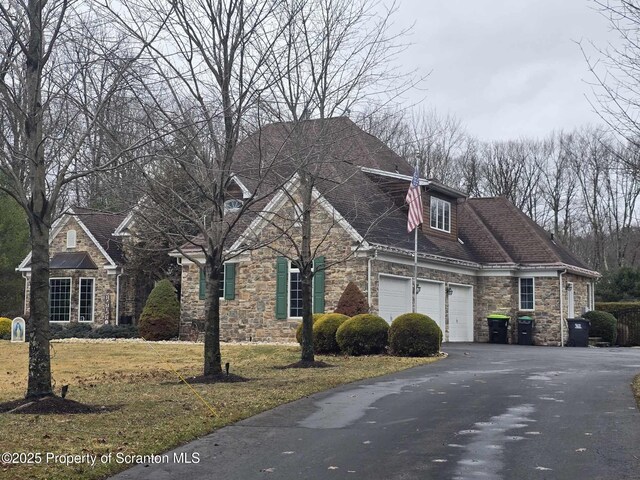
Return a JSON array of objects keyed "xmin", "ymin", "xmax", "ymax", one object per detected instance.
[{"xmin": 0, "ymin": 341, "xmax": 441, "ymax": 479}]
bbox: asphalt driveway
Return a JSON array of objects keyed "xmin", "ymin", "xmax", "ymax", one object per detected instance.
[{"xmin": 111, "ymin": 344, "xmax": 640, "ymax": 480}]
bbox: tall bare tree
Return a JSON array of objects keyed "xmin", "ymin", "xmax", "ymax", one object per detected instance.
[
  {"xmin": 106, "ymin": 0, "xmax": 295, "ymax": 376},
  {"xmin": 0, "ymin": 1, "xmax": 153, "ymax": 399}
]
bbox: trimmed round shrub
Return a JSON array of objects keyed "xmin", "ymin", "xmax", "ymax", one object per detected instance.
[
  {"xmin": 296, "ymin": 313, "xmax": 325, "ymax": 344},
  {"xmin": 336, "ymin": 313, "xmax": 389, "ymax": 356},
  {"xmin": 389, "ymin": 313, "xmax": 442, "ymax": 357},
  {"xmin": 313, "ymin": 313, "xmax": 349, "ymax": 353},
  {"xmin": 335, "ymin": 282, "xmax": 369, "ymax": 317},
  {"xmin": 0, "ymin": 317, "xmax": 12, "ymax": 340},
  {"xmin": 139, "ymin": 279, "xmax": 180, "ymax": 341},
  {"xmin": 582, "ymin": 310, "xmax": 617, "ymax": 344}
]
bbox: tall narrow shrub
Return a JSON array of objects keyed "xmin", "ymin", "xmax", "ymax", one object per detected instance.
[
  {"xmin": 138, "ymin": 279, "xmax": 180, "ymax": 341},
  {"xmin": 335, "ymin": 282, "xmax": 369, "ymax": 317}
]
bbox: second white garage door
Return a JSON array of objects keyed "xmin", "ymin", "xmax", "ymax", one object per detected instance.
[
  {"xmin": 378, "ymin": 275, "xmax": 412, "ymax": 324},
  {"xmin": 448, "ymin": 284, "xmax": 474, "ymax": 342},
  {"xmin": 416, "ymin": 280, "xmax": 445, "ymax": 334}
]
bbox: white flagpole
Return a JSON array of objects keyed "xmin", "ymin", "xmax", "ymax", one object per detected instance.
[{"xmin": 413, "ymin": 227, "xmax": 418, "ymax": 313}]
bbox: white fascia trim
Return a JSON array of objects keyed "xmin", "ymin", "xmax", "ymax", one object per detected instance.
[
  {"xmin": 374, "ymin": 249, "xmax": 478, "ymax": 277},
  {"xmin": 311, "ymin": 188, "xmax": 369, "ymax": 248},
  {"xmin": 231, "ymin": 174, "xmax": 252, "ymax": 199},
  {"xmin": 229, "ymin": 174, "xmax": 301, "ymax": 252},
  {"xmin": 360, "ymin": 166, "xmax": 431, "ymax": 186},
  {"xmin": 113, "ymin": 211, "xmax": 135, "ymax": 236}
]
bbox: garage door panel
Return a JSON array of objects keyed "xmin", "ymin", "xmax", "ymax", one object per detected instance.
[
  {"xmin": 448, "ymin": 285, "xmax": 473, "ymax": 342},
  {"xmin": 417, "ymin": 281, "xmax": 444, "ymax": 333},
  {"xmin": 378, "ymin": 276, "xmax": 411, "ymax": 324}
]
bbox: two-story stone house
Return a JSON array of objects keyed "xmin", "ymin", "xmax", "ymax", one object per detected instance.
[{"xmin": 174, "ymin": 117, "xmax": 599, "ymax": 345}]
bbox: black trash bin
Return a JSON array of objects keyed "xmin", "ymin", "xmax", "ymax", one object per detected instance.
[
  {"xmin": 487, "ymin": 314, "xmax": 510, "ymax": 344},
  {"xmin": 567, "ymin": 318, "xmax": 590, "ymax": 347},
  {"xmin": 517, "ymin": 316, "xmax": 534, "ymax": 345}
]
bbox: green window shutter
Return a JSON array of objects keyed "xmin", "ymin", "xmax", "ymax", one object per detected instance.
[
  {"xmin": 313, "ymin": 256, "xmax": 325, "ymax": 314},
  {"xmin": 224, "ymin": 263, "xmax": 236, "ymax": 300},
  {"xmin": 199, "ymin": 268, "xmax": 206, "ymax": 300},
  {"xmin": 275, "ymin": 257, "xmax": 288, "ymax": 319}
]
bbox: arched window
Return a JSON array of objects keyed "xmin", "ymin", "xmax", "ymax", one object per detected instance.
[{"xmin": 224, "ymin": 199, "xmax": 243, "ymax": 214}]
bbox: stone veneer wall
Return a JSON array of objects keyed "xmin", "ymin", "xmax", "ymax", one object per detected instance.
[
  {"xmin": 179, "ymin": 198, "xmax": 369, "ymax": 342},
  {"xmin": 474, "ymin": 276, "xmax": 518, "ymax": 343},
  {"xmin": 24, "ymin": 217, "xmax": 120, "ymax": 325}
]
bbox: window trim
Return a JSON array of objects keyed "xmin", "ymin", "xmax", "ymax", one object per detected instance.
[
  {"xmin": 519, "ymin": 277, "xmax": 535, "ymax": 311},
  {"xmin": 66, "ymin": 229, "xmax": 77, "ymax": 248},
  {"xmin": 78, "ymin": 277, "xmax": 95, "ymax": 323},
  {"xmin": 430, "ymin": 197, "xmax": 451, "ymax": 233},
  {"xmin": 50, "ymin": 277, "xmax": 72, "ymax": 323},
  {"xmin": 288, "ymin": 263, "xmax": 303, "ymax": 319}
]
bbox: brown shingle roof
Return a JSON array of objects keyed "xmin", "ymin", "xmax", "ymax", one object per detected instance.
[{"xmin": 72, "ymin": 207, "xmax": 127, "ymax": 265}]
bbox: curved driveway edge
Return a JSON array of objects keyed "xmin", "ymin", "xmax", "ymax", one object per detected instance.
[{"xmin": 110, "ymin": 344, "xmax": 640, "ymax": 480}]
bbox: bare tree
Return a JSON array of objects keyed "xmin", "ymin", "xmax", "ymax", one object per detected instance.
[
  {"xmin": 105, "ymin": 0, "xmax": 295, "ymax": 376},
  {"xmin": 0, "ymin": 1, "xmax": 152, "ymax": 399},
  {"xmin": 261, "ymin": 0, "xmax": 413, "ymax": 362}
]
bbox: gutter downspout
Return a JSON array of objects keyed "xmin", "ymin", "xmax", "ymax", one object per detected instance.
[
  {"xmin": 367, "ymin": 250, "xmax": 377, "ymax": 309},
  {"xmin": 22, "ymin": 273, "xmax": 28, "ymax": 316},
  {"xmin": 559, "ymin": 269, "xmax": 567, "ymax": 347},
  {"xmin": 115, "ymin": 272, "xmax": 122, "ymax": 326}
]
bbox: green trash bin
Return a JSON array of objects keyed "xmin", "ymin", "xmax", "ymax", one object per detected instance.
[
  {"xmin": 517, "ymin": 316, "xmax": 534, "ymax": 345},
  {"xmin": 487, "ymin": 314, "xmax": 510, "ymax": 344}
]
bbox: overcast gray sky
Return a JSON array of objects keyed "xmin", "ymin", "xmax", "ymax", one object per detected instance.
[{"xmin": 395, "ymin": 0, "xmax": 617, "ymax": 141}]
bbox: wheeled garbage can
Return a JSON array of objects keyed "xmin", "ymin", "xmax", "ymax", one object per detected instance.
[
  {"xmin": 487, "ymin": 314, "xmax": 510, "ymax": 344},
  {"xmin": 567, "ymin": 318, "xmax": 590, "ymax": 347},
  {"xmin": 517, "ymin": 316, "xmax": 534, "ymax": 345}
]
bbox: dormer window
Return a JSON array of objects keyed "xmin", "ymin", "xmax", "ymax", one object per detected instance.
[
  {"xmin": 430, "ymin": 197, "xmax": 451, "ymax": 233},
  {"xmin": 66, "ymin": 229, "xmax": 77, "ymax": 248},
  {"xmin": 224, "ymin": 199, "xmax": 243, "ymax": 214}
]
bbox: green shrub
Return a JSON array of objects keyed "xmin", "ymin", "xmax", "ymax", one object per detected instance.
[
  {"xmin": 582, "ymin": 310, "xmax": 617, "ymax": 344},
  {"xmin": 389, "ymin": 313, "xmax": 442, "ymax": 357},
  {"xmin": 595, "ymin": 302, "xmax": 640, "ymax": 314},
  {"xmin": 335, "ymin": 282, "xmax": 369, "ymax": 317},
  {"xmin": 313, "ymin": 313, "xmax": 349, "ymax": 353},
  {"xmin": 87, "ymin": 325, "xmax": 139, "ymax": 339},
  {"xmin": 296, "ymin": 313, "xmax": 325, "ymax": 344},
  {"xmin": 0, "ymin": 317, "xmax": 12, "ymax": 340},
  {"xmin": 51, "ymin": 323, "xmax": 93, "ymax": 339},
  {"xmin": 139, "ymin": 279, "xmax": 180, "ymax": 341},
  {"xmin": 336, "ymin": 313, "xmax": 388, "ymax": 356}
]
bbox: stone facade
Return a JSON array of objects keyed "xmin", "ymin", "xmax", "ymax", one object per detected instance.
[
  {"xmin": 179, "ymin": 196, "xmax": 369, "ymax": 342},
  {"xmin": 177, "ymin": 196, "xmax": 598, "ymax": 346},
  {"xmin": 23, "ymin": 216, "xmax": 134, "ymax": 326}
]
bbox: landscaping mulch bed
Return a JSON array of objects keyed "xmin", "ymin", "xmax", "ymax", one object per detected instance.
[
  {"xmin": 0, "ymin": 395, "xmax": 113, "ymax": 415},
  {"xmin": 181, "ymin": 373, "xmax": 249, "ymax": 384}
]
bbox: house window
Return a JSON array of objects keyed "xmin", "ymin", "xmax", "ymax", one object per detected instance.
[
  {"xmin": 79, "ymin": 278, "xmax": 95, "ymax": 322},
  {"xmin": 519, "ymin": 278, "xmax": 535, "ymax": 310},
  {"xmin": 50, "ymin": 278, "xmax": 71, "ymax": 322},
  {"xmin": 199, "ymin": 267, "xmax": 226, "ymax": 300},
  {"xmin": 430, "ymin": 197, "xmax": 451, "ymax": 233},
  {"xmin": 223, "ymin": 199, "xmax": 243, "ymax": 214},
  {"xmin": 289, "ymin": 267, "xmax": 303, "ymax": 318},
  {"xmin": 66, "ymin": 229, "xmax": 76, "ymax": 248}
]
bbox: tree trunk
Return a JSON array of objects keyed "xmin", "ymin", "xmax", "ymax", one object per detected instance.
[
  {"xmin": 299, "ymin": 175, "xmax": 314, "ymax": 363},
  {"xmin": 203, "ymin": 259, "xmax": 223, "ymax": 376},
  {"xmin": 26, "ymin": 217, "xmax": 53, "ymax": 398},
  {"xmin": 25, "ymin": 0, "xmax": 53, "ymax": 399}
]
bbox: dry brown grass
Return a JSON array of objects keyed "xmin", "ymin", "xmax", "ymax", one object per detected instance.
[
  {"xmin": 633, "ymin": 373, "xmax": 640, "ymax": 409},
  {"xmin": 0, "ymin": 340, "xmax": 440, "ymax": 480}
]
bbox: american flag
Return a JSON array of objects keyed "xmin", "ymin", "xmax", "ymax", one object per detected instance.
[{"xmin": 405, "ymin": 167, "xmax": 423, "ymax": 232}]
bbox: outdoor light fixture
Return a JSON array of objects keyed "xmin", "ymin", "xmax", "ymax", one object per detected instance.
[
  {"xmin": 416, "ymin": 284, "xmax": 421, "ymax": 294},
  {"xmin": 446, "ymin": 286, "xmax": 453, "ymax": 296}
]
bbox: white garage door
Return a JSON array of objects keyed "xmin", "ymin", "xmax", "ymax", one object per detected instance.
[
  {"xmin": 378, "ymin": 275, "xmax": 412, "ymax": 324},
  {"xmin": 417, "ymin": 281, "xmax": 445, "ymax": 333},
  {"xmin": 448, "ymin": 285, "xmax": 474, "ymax": 342}
]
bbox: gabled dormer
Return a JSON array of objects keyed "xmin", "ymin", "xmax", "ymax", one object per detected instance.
[{"xmin": 422, "ymin": 182, "xmax": 466, "ymax": 241}]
